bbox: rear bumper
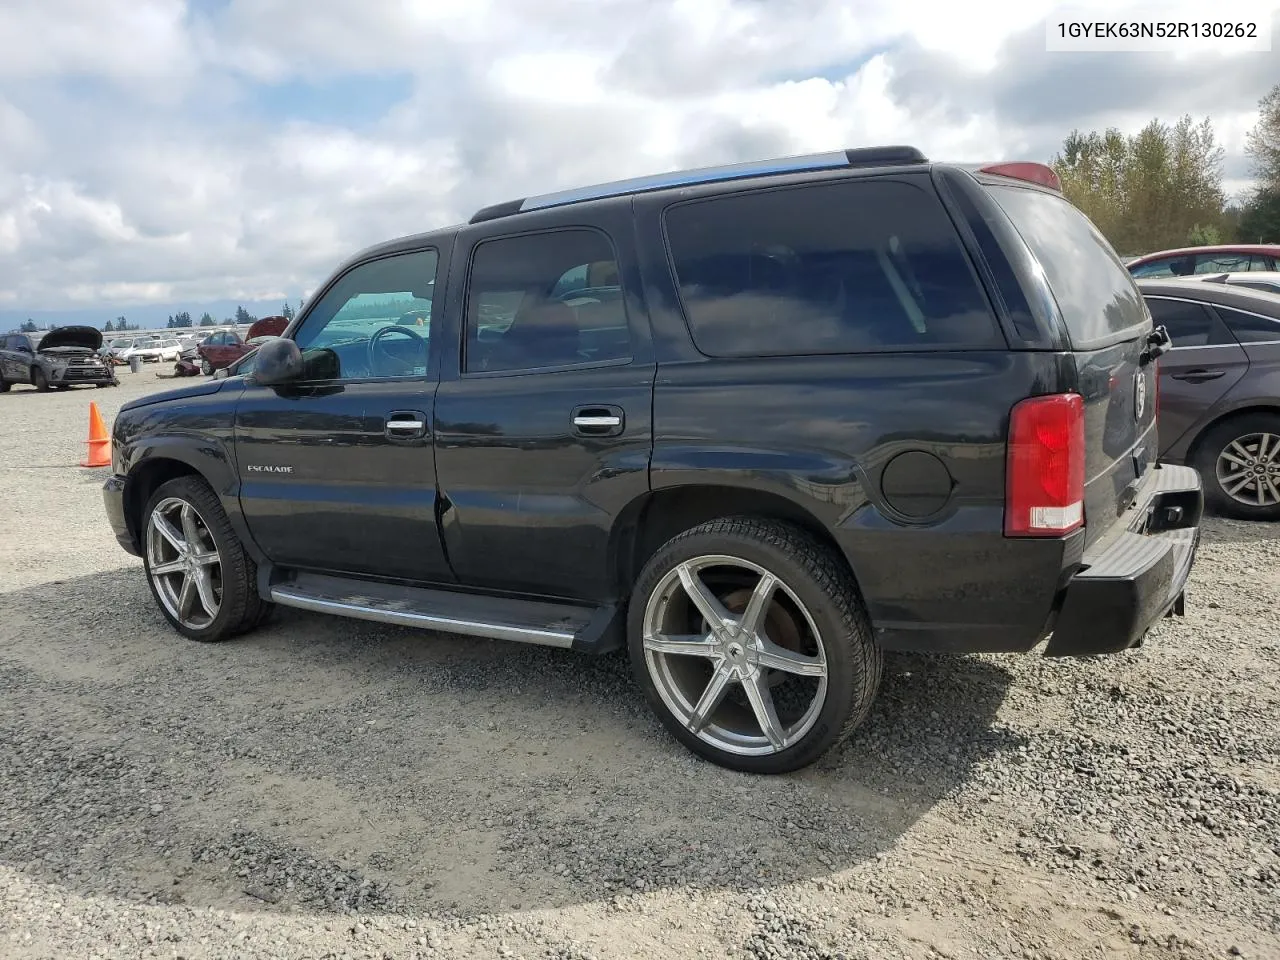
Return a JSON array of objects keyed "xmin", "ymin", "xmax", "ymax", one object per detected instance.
[
  {"xmin": 102, "ymin": 474, "xmax": 140, "ymax": 556},
  {"xmin": 1044, "ymin": 463, "xmax": 1202, "ymax": 657}
]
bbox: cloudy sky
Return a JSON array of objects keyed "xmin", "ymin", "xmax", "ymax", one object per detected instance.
[{"xmin": 1, "ymin": 0, "xmax": 1277, "ymax": 323}]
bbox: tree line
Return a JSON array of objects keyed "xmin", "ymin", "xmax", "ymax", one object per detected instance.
[{"xmin": 1053, "ymin": 83, "xmax": 1280, "ymax": 254}]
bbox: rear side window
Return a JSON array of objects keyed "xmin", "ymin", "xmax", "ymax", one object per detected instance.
[
  {"xmin": 1144, "ymin": 297, "xmax": 1234, "ymax": 347},
  {"xmin": 988, "ymin": 185, "xmax": 1149, "ymax": 346},
  {"xmin": 1214, "ymin": 305, "xmax": 1280, "ymax": 344},
  {"xmin": 664, "ymin": 179, "xmax": 1001, "ymax": 357}
]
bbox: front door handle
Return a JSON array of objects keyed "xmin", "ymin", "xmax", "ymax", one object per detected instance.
[
  {"xmin": 1170, "ymin": 369, "xmax": 1226, "ymax": 383},
  {"xmin": 385, "ymin": 410, "xmax": 428, "ymax": 442},
  {"xmin": 572, "ymin": 405, "xmax": 624, "ymax": 437}
]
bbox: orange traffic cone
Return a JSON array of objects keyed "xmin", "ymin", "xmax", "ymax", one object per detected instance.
[{"xmin": 81, "ymin": 401, "xmax": 111, "ymax": 468}]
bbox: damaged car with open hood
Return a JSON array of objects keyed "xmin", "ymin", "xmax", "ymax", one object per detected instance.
[{"xmin": 0, "ymin": 326, "xmax": 119, "ymax": 392}]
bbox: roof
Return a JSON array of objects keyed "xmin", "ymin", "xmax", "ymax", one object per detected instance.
[
  {"xmin": 468, "ymin": 145, "xmax": 931, "ymax": 224},
  {"xmin": 1136, "ymin": 276, "xmax": 1280, "ymax": 315},
  {"xmin": 1128, "ymin": 244, "xmax": 1280, "ymax": 265}
]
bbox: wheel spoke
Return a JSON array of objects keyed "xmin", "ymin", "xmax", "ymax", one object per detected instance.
[
  {"xmin": 180, "ymin": 504, "xmax": 202, "ymax": 550},
  {"xmin": 756, "ymin": 638, "xmax": 826, "ymax": 677},
  {"xmin": 177, "ymin": 575, "xmax": 196, "ymax": 620},
  {"xmin": 191, "ymin": 549, "xmax": 220, "ymax": 567},
  {"xmin": 738, "ymin": 572, "xmax": 778, "ymax": 636},
  {"xmin": 1258, "ymin": 434, "xmax": 1272, "ymax": 462},
  {"xmin": 687, "ymin": 662, "xmax": 734, "ymax": 733},
  {"xmin": 644, "ymin": 633, "xmax": 719, "ymax": 658},
  {"xmin": 1229, "ymin": 439, "xmax": 1253, "ymax": 462},
  {"xmin": 742, "ymin": 672, "xmax": 787, "ymax": 751},
  {"xmin": 1219, "ymin": 450, "xmax": 1249, "ymax": 469},
  {"xmin": 1264, "ymin": 476, "xmax": 1280, "ymax": 505},
  {"xmin": 1225, "ymin": 473, "xmax": 1254, "ymax": 496},
  {"xmin": 150, "ymin": 558, "xmax": 186, "ymax": 577},
  {"xmin": 676, "ymin": 562, "xmax": 733, "ymax": 631},
  {"xmin": 152, "ymin": 514, "xmax": 185, "ymax": 551},
  {"xmin": 192, "ymin": 567, "xmax": 219, "ymax": 618}
]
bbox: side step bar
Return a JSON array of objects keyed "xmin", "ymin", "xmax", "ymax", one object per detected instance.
[{"xmin": 267, "ymin": 571, "xmax": 623, "ymax": 653}]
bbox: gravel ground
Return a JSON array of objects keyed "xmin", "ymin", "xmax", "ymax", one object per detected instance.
[{"xmin": 1, "ymin": 370, "xmax": 1278, "ymax": 960}]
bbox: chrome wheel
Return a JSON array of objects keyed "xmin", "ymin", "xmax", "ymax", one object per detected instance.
[
  {"xmin": 145, "ymin": 496, "xmax": 223, "ymax": 630},
  {"xmin": 641, "ymin": 555, "xmax": 828, "ymax": 757},
  {"xmin": 1216, "ymin": 432, "xmax": 1280, "ymax": 508}
]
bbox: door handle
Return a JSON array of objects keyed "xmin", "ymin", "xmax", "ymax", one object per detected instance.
[
  {"xmin": 1169, "ymin": 369, "xmax": 1225, "ymax": 383},
  {"xmin": 385, "ymin": 410, "xmax": 428, "ymax": 441},
  {"xmin": 572, "ymin": 405, "xmax": 624, "ymax": 436}
]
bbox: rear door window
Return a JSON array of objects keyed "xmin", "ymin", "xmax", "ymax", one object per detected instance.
[
  {"xmin": 664, "ymin": 178, "xmax": 1001, "ymax": 357},
  {"xmin": 1144, "ymin": 297, "xmax": 1234, "ymax": 347},
  {"xmin": 1193, "ymin": 253, "xmax": 1256, "ymax": 274},
  {"xmin": 988, "ymin": 184, "xmax": 1149, "ymax": 347}
]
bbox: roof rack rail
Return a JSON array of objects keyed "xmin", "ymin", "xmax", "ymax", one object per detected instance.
[{"xmin": 468, "ymin": 145, "xmax": 928, "ymax": 224}]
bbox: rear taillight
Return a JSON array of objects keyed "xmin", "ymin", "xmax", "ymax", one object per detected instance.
[{"xmin": 1005, "ymin": 393, "xmax": 1085, "ymax": 537}]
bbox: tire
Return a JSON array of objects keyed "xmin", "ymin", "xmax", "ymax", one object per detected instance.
[
  {"xmin": 1194, "ymin": 413, "xmax": 1280, "ymax": 521},
  {"xmin": 32, "ymin": 367, "xmax": 50, "ymax": 392},
  {"xmin": 0, "ymin": 372, "xmax": 9, "ymax": 392},
  {"xmin": 141, "ymin": 475, "xmax": 273, "ymax": 642},
  {"xmin": 201, "ymin": 358, "xmax": 213, "ymax": 376},
  {"xmin": 627, "ymin": 517, "xmax": 882, "ymax": 774}
]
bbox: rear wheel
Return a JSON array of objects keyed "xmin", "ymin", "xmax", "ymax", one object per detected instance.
[
  {"xmin": 1195, "ymin": 413, "xmax": 1280, "ymax": 521},
  {"xmin": 142, "ymin": 476, "xmax": 273, "ymax": 641},
  {"xmin": 32, "ymin": 367, "xmax": 50, "ymax": 392},
  {"xmin": 201, "ymin": 358, "xmax": 213, "ymax": 376},
  {"xmin": 628, "ymin": 518, "xmax": 882, "ymax": 774},
  {"xmin": 0, "ymin": 372, "xmax": 8, "ymax": 392}
]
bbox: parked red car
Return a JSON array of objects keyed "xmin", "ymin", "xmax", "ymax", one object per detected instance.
[
  {"xmin": 196, "ymin": 316, "xmax": 288, "ymax": 374},
  {"xmin": 1127, "ymin": 244, "xmax": 1280, "ymax": 278}
]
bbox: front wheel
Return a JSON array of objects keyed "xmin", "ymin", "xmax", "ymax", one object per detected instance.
[
  {"xmin": 201, "ymin": 358, "xmax": 213, "ymax": 376},
  {"xmin": 142, "ymin": 476, "xmax": 273, "ymax": 641},
  {"xmin": 1195, "ymin": 413, "xmax": 1280, "ymax": 521},
  {"xmin": 628, "ymin": 518, "xmax": 882, "ymax": 774},
  {"xmin": 32, "ymin": 367, "xmax": 50, "ymax": 392}
]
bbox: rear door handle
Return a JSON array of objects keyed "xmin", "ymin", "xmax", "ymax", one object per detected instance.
[
  {"xmin": 385, "ymin": 410, "xmax": 428, "ymax": 442},
  {"xmin": 1170, "ymin": 369, "xmax": 1225, "ymax": 383},
  {"xmin": 572, "ymin": 405, "xmax": 624, "ymax": 436}
]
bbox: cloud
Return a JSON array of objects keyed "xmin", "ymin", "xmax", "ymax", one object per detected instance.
[{"xmin": 0, "ymin": 0, "xmax": 1277, "ymax": 313}]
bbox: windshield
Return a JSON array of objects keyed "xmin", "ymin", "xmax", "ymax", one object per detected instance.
[
  {"xmin": 988, "ymin": 184, "xmax": 1149, "ymax": 346},
  {"xmin": 110, "ymin": 339, "xmax": 132, "ymax": 348}
]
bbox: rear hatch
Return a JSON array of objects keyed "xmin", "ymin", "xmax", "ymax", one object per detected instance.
[{"xmin": 985, "ymin": 182, "xmax": 1158, "ymax": 548}]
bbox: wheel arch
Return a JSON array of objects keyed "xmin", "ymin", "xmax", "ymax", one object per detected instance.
[
  {"xmin": 610, "ymin": 484, "xmax": 861, "ymax": 600},
  {"xmin": 122, "ymin": 445, "xmax": 261, "ymax": 561},
  {"xmin": 1184, "ymin": 402, "xmax": 1280, "ymax": 469}
]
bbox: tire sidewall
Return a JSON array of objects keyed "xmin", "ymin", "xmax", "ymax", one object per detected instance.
[
  {"xmin": 627, "ymin": 523, "xmax": 873, "ymax": 774},
  {"xmin": 141, "ymin": 477, "xmax": 249, "ymax": 641}
]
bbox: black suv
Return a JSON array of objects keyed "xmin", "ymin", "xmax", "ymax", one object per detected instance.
[{"xmin": 102, "ymin": 146, "xmax": 1203, "ymax": 773}]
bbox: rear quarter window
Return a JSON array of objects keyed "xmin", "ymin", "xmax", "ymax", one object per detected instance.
[
  {"xmin": 663, "ymin": 178, "xmax": 1002, "ymax": 357},
  {"xmin": 987, "ymin": 184, "xmax": 1149, "ymax": 347},
  {"xmin": 1213, "ymin": 303, "xmax": 1280, "ymax": 344}
]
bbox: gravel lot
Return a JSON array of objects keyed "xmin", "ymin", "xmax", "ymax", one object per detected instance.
[{"xmin": 2, "ymin": 370, "xmax": 1278, "ymax": 960}]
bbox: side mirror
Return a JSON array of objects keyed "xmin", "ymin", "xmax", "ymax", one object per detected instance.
[{"xmin": 251, "ymin": 338, "xmax": 304, "ymax": 385}]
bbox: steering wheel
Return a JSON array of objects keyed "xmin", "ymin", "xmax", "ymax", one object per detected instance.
[{"xmin": 368, "ymin": 324, "xmax": 427, "ymax": 377}]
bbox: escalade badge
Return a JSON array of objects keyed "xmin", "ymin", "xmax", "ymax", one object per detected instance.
[
  {"xmin": 246, "ymin": 464, "xmax": 294, "ymax": 474},
  {"xmin": 1134, "ymin": 372, "xmax": 1147, "ymax": 422}
]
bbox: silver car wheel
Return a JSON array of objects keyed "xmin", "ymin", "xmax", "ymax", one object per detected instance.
[
  {"xmin": 641, "ymin": 554, "xmax": 829, "ymax": 757},
  {"xmin": 146, "ymin": 496, "xmax": 223, "ymax": 630},
  {"xmin": 1216, "ymin": 431, "xmax": 1280, "ymax": 508}
]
